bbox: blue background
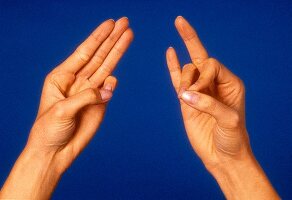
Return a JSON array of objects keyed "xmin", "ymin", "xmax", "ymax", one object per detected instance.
[{"xmin": 0, "ymin": 0, "xmax": 291, "ymax": 199}]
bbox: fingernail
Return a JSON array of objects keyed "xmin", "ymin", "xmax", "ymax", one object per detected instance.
[
  {"xmin": 178, "ymin": 88, "xmax": 186, "ymax": 98},
  {"xmin": 194, "ymin": 58, "xmax": 204, "ymax": 65},
  {"xmin": 168, "ymin": 46, "xmax": 173, "ymax": 49},
  {"xmin": 100, "ymin": 89, "xmax": 113, "ymax": 101},
  {"xmin": 176, "ymin": 16, "xmax": 184, "ymax": 20},
  {"xmin": 119, "ymin": 16, "xmax": 128, "ymax": 21},
  {"xmin": 181, "ymin": 91, "xmax": 199, "ymax": 104},
  {"xmin": 104, "ymin": 84, "xmax": 113, "ymax": 91}
]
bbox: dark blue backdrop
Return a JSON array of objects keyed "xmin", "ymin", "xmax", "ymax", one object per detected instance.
[{"xmin": 0, "ymin": 0, "xmax": 291, "ymax": 199}]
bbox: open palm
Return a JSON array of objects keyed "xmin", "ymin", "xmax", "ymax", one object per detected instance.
[{"xmin": 27, "ymin": 18, "xmax": 133, "ymax": 172}]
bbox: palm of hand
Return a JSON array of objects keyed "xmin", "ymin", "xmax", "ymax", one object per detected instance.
[
  {"xmin": 181, "ymin": 75, "xmax": 246, "ymax": 166},
  {"xmin": 33, "ymin": 70, "xmax": 106, "ymax": 150},
  {"xmin": 27, "ymin": 18, "xmax": 133, "ymax": 169},
  {"xmin": 166, "ymin": 17, "xmax": 250, "ymax": 168}
]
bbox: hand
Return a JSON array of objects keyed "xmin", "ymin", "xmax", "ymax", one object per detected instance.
[
  {"xmin": 166, "ymin": 16, "xmax": 249, "ymax": 170},
  {"xmin": 0, "ymin": 17, "xmax": 133, "ymax": 199},
  {"xmin": 27, "ymin": 17, "xmax": 133, "ymax": 172},
  {"xmin": 166, "ymin": 16, "xmax": 279, "ymax": 199}
]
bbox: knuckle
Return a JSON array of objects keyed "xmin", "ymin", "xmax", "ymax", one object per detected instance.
[
  {"xmin": 96, "ymin": 48, "xmax": 108, "ymax": 59},
  {"xmin": 91, "ymin": 49, "xmax": 107, "ymax": 66},
  {"xmin": 75, "ymin": 48, "xmax": 90, "ymax": 63},
  {"xmin": 202, "ymin": 97, "xmax": 217, "ymax": 113},
  {"xmin": 208, "ymin": 57, "xmax": 219, "ymax": 65},
  {"xmin": 91, "ymin": 54, "xmax": 104, "ymax": 66},
  {"xmin": 75, "ymin": 73, "xmax": 88, "ymax": 80},
  {"xmin": 235, "ymin": 77, "xmax": 246, "ymax": 94},
  {"xmin": 90, "ymin": 32, "xmax": 103, "ymax": 43},
  {"xmin": 53, "ymin": 102, "xmax": 66, "ymax": 117},
  {"xmin": 45, "ymin": 71, "xmax": 60, "ymax": 85},
  {"xmin": 193, "ymin": 58, "xmax": 204, "ymax": 66},
  {"xmin": 206, "ymin": 57, "xmax": 221, "ymax": 79},
  {"xmin": 45, "ymin": 71, "xmax": 56, "ymax": 81},
  {"xmin": 44, "ymin": 73, "xmax": 53, "ymax": 83},
  {"xmin": 99, "ymin": 64, "xmax": 112, "ymax": 74},
  {"xmin": 237, "ymin": 77, "xmax": 245, "ymax": 88},
  {"xmin": 229, "ymin": 111, "xmax": 241, "ymax": 128},
  {"xmin": 112, "ymin": 46, "xmax": 122, "ymax": 56},
  {"xmin": 207, "ymin": 57, "xmax": 220, "ymax": 70},
  {"xmin": 184, "ymin": 32, "xmax": 196, "ymax": 41},
  {"xmin": 108, "ymin": 34, "xmax": 117, "ymax": 43}
]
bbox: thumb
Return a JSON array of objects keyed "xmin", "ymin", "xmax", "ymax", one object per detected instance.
[
  {"xmin": 54, "ymin": 88, "xmax": 113, "ymax": 118},
  {"xmin": 180, "ymin": 90, "xmax": 240, "ymax": 129}
]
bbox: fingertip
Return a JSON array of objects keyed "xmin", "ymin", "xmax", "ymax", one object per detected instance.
[
  {"xmin": 178, "ymin": 87, "xmax": 186, "ymax": 98},
  {"xmin": 104, "ymin": 76, "xmax": 118, "ymax": 91},
  {"xmin": 125, "ymin": 28, "xmax": 134, "ymax": 41},
  {"xmin": 103, "ymin": 18, "xmax": 115, "ymax": 27},
  {"xmin": 182, "ymin": 63, "xmax": 195, "ymax": 69},
  {"xmin": 99, "ymin": 89, "xmax": 113, "ymax": 101},
  {"xmin": 181, "ymin": 90, "xmax": 199, "ymax": 105},
  {"xmin": 167, "ymin": 46, "xmax": 174, "ymax": 52},
  {"xmin": 175, "ymin": 15, "xmax": 184, "ymax": 22},
  {"xmin": 107, "ymin": 18, "xmax": 115, "ymax": 23},
  {"xmin": 166, "ymin": 47, "xmax": 172, "ymax": 56},
  {"xmin": 116, "ymin": 16, "xmax": 129, "ymax": 26},
  {"xmin": 166, "ymin": 46, "xmax": 176, "ymax": 57},
  {"xmin": 175, "ymin": 15, "xmax": 185, "ymax": 27}
]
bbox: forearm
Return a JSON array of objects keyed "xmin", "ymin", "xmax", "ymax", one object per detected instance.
[
  {"xmin": 0, "ymin": 145, "xmax": 62, "ymax": 199},
  {"xmin": 209, "ymin": 154, "xmax": 280, "ymax": 200}
]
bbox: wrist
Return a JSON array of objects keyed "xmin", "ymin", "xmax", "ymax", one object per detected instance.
[
  {"xmin": 208, "ymin": 153, "xmax": 280, "ymax": 200},
  {"xmin": 0, "ymin": 145, "xmax": 62, "ymax": 199},
  {"xmin": 22, "ymin": 144, "xmax": 61, "ymax": 174}
]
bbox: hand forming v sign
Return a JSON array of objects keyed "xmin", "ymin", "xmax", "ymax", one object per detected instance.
[
  {"xmin": 167, "ymin": 15, "xmax": 248, "ymax": 169},
  {"xmin": 166, "ymin": 16, "xmax": 279, "ymax": 199},
  {"xmin": 0, "ymin": 17, "xmax": 133, "ymax": 199}
]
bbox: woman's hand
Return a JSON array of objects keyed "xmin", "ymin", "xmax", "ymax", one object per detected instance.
[
  {"xmin": 27, "ymin": 17, "xmax": 133, "ymax": 172},
  {"xmin": 0, "ymin": 17, "xmax": 133, "ymax": 199},
  {"xmin": 166, "ymin": 16, "xmax": 248, "ymax": 169},
  {"xmin": 166, "ymin": 16, "xmax": 279, "ymax": 199}
]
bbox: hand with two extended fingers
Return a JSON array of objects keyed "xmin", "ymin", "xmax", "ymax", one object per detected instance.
[
  {"xmin": 166, "ymin": 16, "xmax": 248, "ymax": 171},
  {"xmin": 166, "ymin": 16, "xmax": 279, "ymax": 199}
]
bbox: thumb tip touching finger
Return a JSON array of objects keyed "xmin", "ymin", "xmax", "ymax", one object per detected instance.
[
  {"xmin": 99, "ymin": 88, "xmax": 113, "ymax": 102},
  {"xmin": 180, "ymin": 90, "xmax": 199, "ymax": 105}
]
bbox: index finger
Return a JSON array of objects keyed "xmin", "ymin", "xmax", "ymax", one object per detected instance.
[
  {"xmin": 58, "ymin": 19, "xmax": 115, "ymax": 74},
  {"xmin": 175, "ymin": 16, "xmax": 208, "ymax": 65}
]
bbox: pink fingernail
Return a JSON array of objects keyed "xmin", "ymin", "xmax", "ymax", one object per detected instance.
[
  {"xmin": 100, "ymin": 89, "xmax": 113, "ymax": 101},
  {"xmin": 176, "ymin": 16, "xmax": 184, "ymax": 20},
  {"xmin": 181, "ymin": 91, "xmax": 199, "ymax": 104},
  {"xmin": 104, "ymin": 84, "xmax": 113, "ymax": 91},
  {"xmin": 178, "ymin": 88, "xmax": 186, "ymax": 98}
]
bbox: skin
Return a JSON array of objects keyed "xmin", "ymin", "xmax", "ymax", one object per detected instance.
[
  {"xmin": 0, "ymin": 17, "xmax": 133, "ymax": 199},
  {"xmin": 0, "ymin": 16, "xmax": 280, "ymax": 200},
  {"xmin": 166, "ymin": 16, "xmax": 280, "ymax": 200}
]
